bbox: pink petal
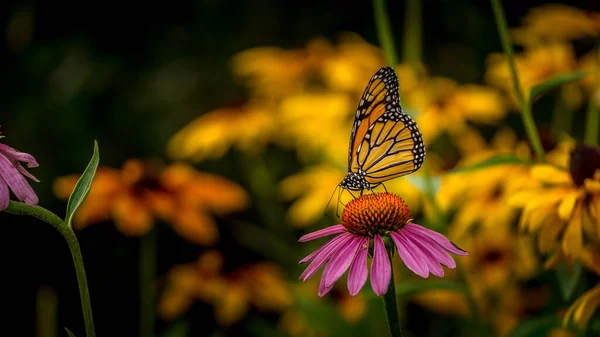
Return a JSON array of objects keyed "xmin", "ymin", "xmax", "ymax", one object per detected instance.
[
  {"xmin": 322, "ymin": 235, "xmax": 364, "ymax": 287},
  {"xmin": 401, "ymin": 231, "xmax": 445, "ymax": 277},
  {"xmin": 405, "ymin": 228, "xmax": 456, "ymax": 268},
  {"xmin": 299, "ymin": 233, "xmax": 353, "ymax": 281},
  {"xmin": 348, "ymin": 237, "xmax": 369, "ymax": 296},
  {"xmin": 15, "ymin": 163, "xmax": 40, "ymax": 182},
  {"xmin": 0, "ymin": 176, "xmax": 9, "ymax": 210},
  {"xmin": 299, "ymin": 233, "xmax": 345, "ymax": 264},
  {"xmin": 390, "ymin": 231, "xmax": 429, "ymax": 278},
  {"xmin": 299, "ymin": 224, "xmax": 345, "ymax": 242},
  {"xmin": 318, "ymin": 270, "xmax": 336, "ymax": 297},
  {"xmin": 405, "ymin": 223, "xmax": 468, "ymax": 256},
  {"xmin": 370, "ymin": 235, "xmax": 391, "ymax": 296},
  {"xmin": 0, "ymin": 143, "xmax": 39, "ymax": 168},
  {"xmin": 0, "ymin": 153, "xmax": 39, "ymax": 205}
]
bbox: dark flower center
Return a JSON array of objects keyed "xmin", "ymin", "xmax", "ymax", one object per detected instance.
[
  {"xmin": 569, "ymin": 143, "xmax": 600, "ymax": 187},
  {"xmin": 341, "ymin": 193, "xmax": 412, "ymax": 237}
]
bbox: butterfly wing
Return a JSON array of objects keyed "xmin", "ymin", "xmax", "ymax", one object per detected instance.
[{"xmin": 347, "ymin": 66, "xmax": 425, "ymax": 186}]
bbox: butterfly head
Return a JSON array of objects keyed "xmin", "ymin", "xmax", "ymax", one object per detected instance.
[{"xmin": 339, "ymin": 171, "xmax": 370, "ymax": 191}]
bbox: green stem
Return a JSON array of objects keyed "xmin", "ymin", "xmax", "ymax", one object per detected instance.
[
  {"xmin": 140, "ymin": 228, "xmax": 157, "ymax": 337},
  {"xmin": 5, "ymin": 201, "xmax": 96, "ymax": 337},
  {"xmin": 382, "ymin": 257, "xmax": 403, "ymax": 337},
  {"xmin": 402, "ymin": 0, "xmax": 422, "ymax": 63},
  {"xmin": 490, "ymin": 0, "xmax": 545, "ymax": 162},
  {"xmin": 456, "ymin": 262, "xmax": 482, "ymax": 327},
  {"xmin": 584, "ymin": 48, "xmax": 599, "ymax": 145},
  {"xmin": 585, "ymin": 93, "xmax": 599, "ymax": 145},
  {"xmin": 373, "ymin": 0, "xmax": 399, "ymax": 67}
]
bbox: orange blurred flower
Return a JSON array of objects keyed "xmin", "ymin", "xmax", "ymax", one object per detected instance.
[
  {"xmin": 511, "ymin": 4, "xmax": 600, "ymax": 45},
  {"xmin": 53, "ymin": 159, "xmax": 248, "ymax": 245},
  {"xmin": 158, "ymin": 250, "xmax": 293, "ymax": 326}
]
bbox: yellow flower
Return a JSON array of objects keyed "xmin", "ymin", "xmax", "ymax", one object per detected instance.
[
  {"xmin": 320, "ymin": 33, "xmax": 384, "ymax": 93},
  {"xmin": 232, "ymin": 34, "xmax": 384, "ymax": 98},
  {"xmin": 167, "ymin": 104, "xmax": 276, "ymax": 162},
  {"xmin": 485, "ymin": 42, "xmax": 578, "ymax": 106},
  {"xmin": 509, "ymin": 142, "xmax": 600, "ymax": 263},
  {"xmin": 277, "ymin": 92, "xmax": 352, "ymax": 166},
  {"xmin": 53, "ymin": 159, "xmax": 248, "ymax": 245},
  {"xmin": 158, "ymin": 250, "xmax": 293, "ymax": 326},
  {"xmin": 511, "ymin": 4, "xmax": 600, "ymax": 45},
  {"xmin": 436, "ymin": 127, "xmax": 533, "ymax": 238},
  {"xmin": 414, "ymin": 78, "xmax": 508, "ymax": 144},
  {"xmin": 562, "ymin": 283, "xmax": 600, "ymax": 329}
]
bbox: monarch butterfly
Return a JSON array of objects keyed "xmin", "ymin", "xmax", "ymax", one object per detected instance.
[{"xmin": 339, "ymin": 66, "xmax": 425, "ymax": 194}]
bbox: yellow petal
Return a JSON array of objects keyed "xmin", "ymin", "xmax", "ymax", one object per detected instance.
[
  {"xmin": 579, "ymin": 247, "xmax": 600, "ymax": 276},
  {"xmin": 593, "ymin": 196, "xmax": 600, "ymax": 243},
  {"xmin": 214, "ymin": 283, "xmax": 250, "ymax": 326},
  {"xmin": 563, "ymin": 284, "xmax": 600, "ymax": 328},
  {"xmin": 585, "ymin": 178, "xmax": 600, "ymax": 193},
  {"xmin": 529, "ymin": 205, "xmax": 554, "ymax": 232},
  {"xmin": 562, "ymin": 203, "xmax": 583, "ymax": 258},
  {"xmin": 558, "ymin": 191, "xmax": 580, "ymax": 221},
  {"xmin": 544, "ymin": 250, "xmax": 564, "ymax": 270},
  {"xmin": 538, "ymin": 213, "xmax": 564, "ymax": 253},
  {"xmin": 531, "ymin": 165, "xmax": 571, "ymax": 185}
]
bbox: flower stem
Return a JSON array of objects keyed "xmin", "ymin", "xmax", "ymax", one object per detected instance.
[
  {"xmin": 585, "ymin": 93, "xmax": 599, "ymax": 145},
  {"xmin": 4, "ymin": 201, "xmax": 96, "ymax": 337},
  {"xmin": 382, "ymin": 257, "xmax": 403, "ymax": 337},
  {"xmin": 140, "ymin": 228, "xmax": 157, "ymax": 337},
  {"xmin": 584, "ymin": 50, "xmax": 599, "ymax": 146},
  {"xmin": 402, "ymin": 0, "xmax": 422, "ymax": 64},
  {"xmin": 373, "ymin": 0, "xmax": 399, "ymax": 67},
  {"xmin": 490, "ymin": 0, "xmax": 545, "ymax": 162}
]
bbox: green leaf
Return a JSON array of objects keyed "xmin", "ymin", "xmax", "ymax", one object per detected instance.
[
  {"xmin": 530, "ymin": 71, "xmax": 589, "ymax": 102},
  {"xmin": 65, "ymin": 327, "xmax": 77, "ymax": 337},
  {"xmin": 65, "ymin": 140, "xmax": 100, "ymax": 228},
  {"xmin": 508, "ymin": 315, "xmax": 560, "ymax": 337},
  {"xmin": 556, "ymin": 261, "xmax": 583, "ymax": 301},
  {"xmin": 445, "ymin": 155, "xmax": 533, "ymax": 174}
]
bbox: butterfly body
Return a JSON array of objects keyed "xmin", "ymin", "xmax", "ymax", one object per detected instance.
[{"xmin": 339, "ymin": 66, "xmax": 425, "ymax": 193}]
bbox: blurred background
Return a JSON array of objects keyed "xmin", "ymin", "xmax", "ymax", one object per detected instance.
[{"xmin": 1, "ymin": 0, "xmax": 600, "ymax": 337}]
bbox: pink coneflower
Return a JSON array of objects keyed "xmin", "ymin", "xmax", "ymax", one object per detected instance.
[
  {"xmin": 0, "ymin": 131, "xmax": 40, "ymax": 210},
  {"xmin": 299, "ymin": 193, "xmax": 468, "ymax": 297}
]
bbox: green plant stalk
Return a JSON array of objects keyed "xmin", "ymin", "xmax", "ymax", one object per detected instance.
[
  {"xmin": 5, "ymin": 201, "xmax": 96, "ymax": 337},
  {"xmin": 490, "ymin": 0, "xmax": 545, "ymax": 162},
  {"xmin": 585, "ymin": 93, "xmax": 599, "ymax": 145},
  {"xmin": 456, "ymin": 261, "xmax": 482, "ymax": 326},
  {"xmin": 584, "ymin": 47, "xmax": 599, "ymax": 145},
  {"xmin": 382, "ymin": 254, "xmax": 403, "ymax": 337},
  {"xmin": 373, "ymin": 0, "xmax": 399, "ymax": 67},
  {"xmin": 140, "ymin": 228, "xmax": 157, "ymax": 337},
  {"xmin": 402, "ymin": 0, "xmax": 422, "ymax": 63}
]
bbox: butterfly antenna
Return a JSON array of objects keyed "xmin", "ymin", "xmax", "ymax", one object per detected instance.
[{"xmin": 324, "ymin": 185, "xmax": 340, "ymax": 216}]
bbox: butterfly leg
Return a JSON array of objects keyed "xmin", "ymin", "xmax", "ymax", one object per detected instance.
[{"xmin": 382, "ymin": 183, "xmax": 389, "ymax": 193}]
